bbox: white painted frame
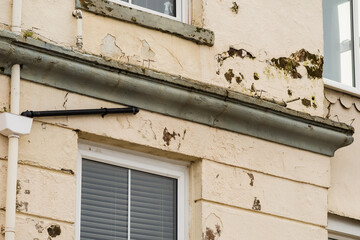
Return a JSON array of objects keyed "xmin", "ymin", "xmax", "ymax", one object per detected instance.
[
  {"xmin": 107, "ymin": 0, "xmax": 189, "ymax": 23},
  {"xmin": 328, "ymin": 214, "xmax": 360, "ymax": 240},
  {"xmin": 324, "ymin": 0, "xmax": 360, "ymax": 96},
  {"xmin": 76, "ymin": 140, "xmax": 189, "ymax": 240}
]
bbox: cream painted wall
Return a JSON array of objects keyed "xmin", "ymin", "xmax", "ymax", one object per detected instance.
[
  {"xmin": 0, "ymin": 0, "xmax": 353, "ymax": 239},
  {"xmin": 0, "ymin": 78, "xmax": 330, "ymax": 239},
  {"xmin": 0, "ymin": 0, "xmax": 325, "ymax": 116},
  {"xmin": 325, "ymin": 89, "xmax": 360, "ymax": 221}
]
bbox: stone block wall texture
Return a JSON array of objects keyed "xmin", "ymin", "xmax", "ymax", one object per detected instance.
[
  {"xmin": 0, "ymin": 79, "xmax": 330, "ymax": 239},
  {"xmin": 0, "ymin": 0, "xmax": 357, "ymax": 239}
]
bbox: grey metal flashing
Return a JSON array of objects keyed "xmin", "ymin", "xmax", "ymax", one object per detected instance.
[
  {"xmin": 75, "ymin": 0, "xmax": 214, "ymax": 46},
  {"xmin": 0, "ymin": 30, "xmax": 354, "ymax": 156}
]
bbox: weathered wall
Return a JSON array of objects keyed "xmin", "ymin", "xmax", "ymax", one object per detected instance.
[
  {"xmin": 324, "ymin": 89, "xmax": 360, "ymax": 221},
  {"xmin": 0, "ymin": 77, "xmax": 331, "ymax": 239},
  {"xmin": 0, "ymin": 0, "xmax": 340, "ymax": 239},
  {"xmin": 0, "ymin": 0, "xmax": 325, "ymax": 116}
]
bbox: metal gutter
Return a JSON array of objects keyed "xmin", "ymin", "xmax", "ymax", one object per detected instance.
[{"xmin": 0, "ymin": 30, "xmax": 354, "ymax": 156}]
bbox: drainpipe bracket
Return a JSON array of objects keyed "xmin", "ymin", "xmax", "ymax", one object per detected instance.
[{"xmin": 0, "ymin": 112, "xmax": 33, "ymax": 137}]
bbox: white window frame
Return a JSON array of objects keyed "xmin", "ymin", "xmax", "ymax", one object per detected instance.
[
  {"xmin": 108, "ymin": 0, "xmax": 189, "ymax": 23},
  {"xmin": 76, "ymin": 140, "xmax": 189, "ymax": 240},
  {"xmin": 328, "ymin": 214, "xmax": 360, "ymax": 240},
  {"xmin": 324, "ymin": 0, "xmax": 360, "ymax": 97}
]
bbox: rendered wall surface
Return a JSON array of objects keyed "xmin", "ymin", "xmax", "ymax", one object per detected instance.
[
  {"xmin": 0, "ymin": 0, "xmax": 354, "ymax": 239},
  {"xmin": 0, "ymin": 78, "xmax": 331, "ymax": 239},
  {"xmin": 1, "ymin": 0, "xmax": 324, "ymax": 116},
  {"xmin": 325, "ymin": 89, "xmax": 360, "ymax": 221}
]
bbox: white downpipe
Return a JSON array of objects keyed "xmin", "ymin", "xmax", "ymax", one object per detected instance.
[
  {"xmin": 11, "ymin": 0, "xmax": 22, "ymax": 34},
  {"xmin": 5, "ymin": 0, "xmax": 22, "ymax": 239},
  {"xmin": 5, "ymin": 65, "xmax": 21, "ymax": 240},
  {"xmin": 72, "ymin": 10, "xmax": 83, "ymax": 49}
]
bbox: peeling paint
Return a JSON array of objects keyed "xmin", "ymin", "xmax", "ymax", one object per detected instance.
[
  {"xmin": 231, "ymin": 2, "xmax": 239, "ymax": 14},
  {"xmin": 16, "ymin": 201, "xmax": 29, "ymax": 212},
  {"xmin": 47, "ymin": 224, "xmax": 61, "ymax": 237},
  {"xmin": 271, "ymin": 49, "xmax": 323, "ymax": 79},
  {"xmin": 61, "ymin": 168, "xmax": 75, "ymax": 175},
  {"xmin": 302, "ymin": 98, "xmax": 311, "ymax": 108},
  {"xmin": 216, "ymin": 47, "xmax": 255, "ymax": 75},
  {"xmin": 35, "ymin": 222, "xmax": 45, "ymax": 233},
  {"xmin": 100, "ymin": 34, "xmax": 125, "ymax": 60},
  {"xmin": 247, "ymin": 173, "xmax": 254, "ymax": 186},
  {"xmin": 203, "ymin": 213, "xmax": 223, "ymax": 240},
  {"xmin": 224, "ymin": 69, "xmax": 234, "ymax": 83},
  {"xmin": 252, "ymin": 197, "xmax": 261, "ymax": 211},
  {"xmin": 288, "ymin": 89, "xmax": 293, "ymax": 96},
  {"xmin": 162, "ymin": 127, "xmax": 179, "ymax": 146}
]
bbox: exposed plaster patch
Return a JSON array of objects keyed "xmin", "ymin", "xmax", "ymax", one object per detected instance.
[
  {"xmin": 141, "ymin": 40, "xmax": 156, "ymax": 59},
  {"xmin": 100, "ymin": 34, "xmax": 125, "ymax": 60},
  {"xmin": 216, "ymin": 47, "xmax": 255, "ymax": 75}
]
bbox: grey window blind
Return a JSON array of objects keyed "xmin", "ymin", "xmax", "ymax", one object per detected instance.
[
  {"xmin": 80, "ymin": 159, "xmax": 177, "ymax": 240},
  {"xmin": 81, "ymin": 159, "xmax": 129, "ymax": 240},
  {"xmin": 130, "ymin": 170, "xmax": 177, "ymax": 240}
]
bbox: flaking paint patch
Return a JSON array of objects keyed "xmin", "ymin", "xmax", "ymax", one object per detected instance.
[
  {"xmin": 252, "ymin": 197, "xmax": 261, "ymax": 211},
  {"xmin": 247, "ymin": 173, "xmax": 254, "ymax": 186},
  {"xmin": 231, "ymin": 2, "xmax": 239, "ymax": 14},
  {"xmin": 202, "ymin": 213, "xmax": 223, "ymax": 240},
  {"xmin": 216, "ymin": 47, "xmax": 255, "ymax": 75},
  {"xmin": 271, "ymin": 49, "xmax": 324, "ymax": 79},
  {"xmin": 100, "ymin": 34, "xmax": 125, "ymax": 60},
  {"xmin": 47, "ymin": 224, "xmax": 61, "ymax": 237},
  {"xmin": 162, "ymin": 128, "xmax": 179, "ymax": 146}
]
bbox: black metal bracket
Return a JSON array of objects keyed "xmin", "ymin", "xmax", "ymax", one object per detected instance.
[{"xmin": 21, "ymin": 107, "xmax": 139, "ymax": 118}]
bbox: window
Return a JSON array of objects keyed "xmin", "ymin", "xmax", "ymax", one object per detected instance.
[
  {"xmin": 323, "ymin": 0, "xmax": 360, "ymax": 95},
  {"xmin": 76, "ymin": 142, "xmax": 189, "ymax": 240},
  {"xmin": 108, "ymin": 0, "xmax": 187, "ymax": 22},
  {"xmin": 328, "ymin": 214, "xmax": 360, "ymax": 240}
]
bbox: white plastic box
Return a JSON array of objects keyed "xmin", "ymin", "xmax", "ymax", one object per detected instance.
[{"xmin": 0, "ymin": 112, "xmax": 33, "ymax": 136}]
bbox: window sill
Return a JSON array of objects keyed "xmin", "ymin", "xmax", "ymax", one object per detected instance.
[
  {"xmin": 75, "ymin": 0, "xmax": 215, "ymax": 46},
  {"xmin": 324, "ymin": 78, "xmax": 360, "ymax": 98}
]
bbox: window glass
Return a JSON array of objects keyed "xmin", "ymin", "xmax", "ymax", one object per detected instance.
[
  {"xmin": 132, "ymin": 0, "xmax": 176, "ymax": 17},
  {"xmin": 323, "ymin": 0, "xmax": 354, "ymax": 87}
]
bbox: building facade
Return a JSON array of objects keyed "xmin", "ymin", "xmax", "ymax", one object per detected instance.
[{"xmin": 0, "ymin": 0, "xmax": 359, "ymax": 239}]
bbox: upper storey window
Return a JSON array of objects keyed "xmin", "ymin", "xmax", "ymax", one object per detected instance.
[
  {"xmin": 323, "ymin": 0, "xmax": 360, "ymax": 94},
  {"xmin": 109, "ymin": 0, "xmax": 187, "ymax": 22}
]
